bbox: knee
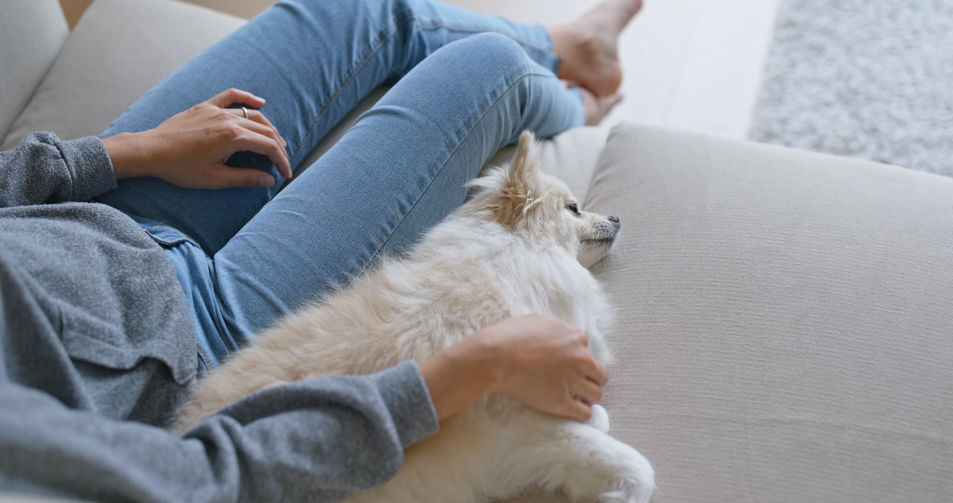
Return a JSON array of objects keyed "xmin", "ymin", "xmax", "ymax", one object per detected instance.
[
  {"xmin": 462, "ymin": 32, "xmax": 528, "ymax": 61},
  {"xmin": 443, "ymin": 32, "xmax": 534, "ymax": 76}
]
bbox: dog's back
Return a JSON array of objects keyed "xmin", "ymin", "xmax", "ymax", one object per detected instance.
[{"xmin": 173, "ymin": 206, "xmax": 609, "ymax": 430}]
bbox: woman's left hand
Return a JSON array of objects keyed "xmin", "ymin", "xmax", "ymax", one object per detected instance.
[
  {"xmin": 103, "ymin": 88, "xmax": 292, "ymax": 189},
  {"xmin": 419, "ymin": 314, "xmax": 609, "ymax": 423}
]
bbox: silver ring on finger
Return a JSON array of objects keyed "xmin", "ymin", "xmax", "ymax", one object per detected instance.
[{"xmin": 241, "ymin": 106, "xmax": 249, "ymax": 120}]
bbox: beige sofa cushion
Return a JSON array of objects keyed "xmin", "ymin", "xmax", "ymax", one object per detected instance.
[{"xmin": 575, "ymin": 122, "xmax": 953, "ymax": 502}]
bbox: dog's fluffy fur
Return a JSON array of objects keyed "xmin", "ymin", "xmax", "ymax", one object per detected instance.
[{"xmin": 174, "ymin": 132, "xmax": 655, "ymax": 502}]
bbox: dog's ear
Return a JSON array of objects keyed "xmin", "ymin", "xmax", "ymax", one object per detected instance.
[
  {"xmin": 504, "ymin": 131, "xmax": 542, "ymax": 196},
  {"xmin": 493, "ymin": 131, "xmax": 543, "ymax": 228}
]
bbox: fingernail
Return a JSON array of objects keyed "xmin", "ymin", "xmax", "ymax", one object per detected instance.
[{"xmin": 258, "ymin": 174, "xmax": 274, "ymax": 188}]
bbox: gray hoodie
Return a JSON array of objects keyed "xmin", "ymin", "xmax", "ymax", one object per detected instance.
[{"xmin": 0, "ymin": 132, "xmax": 438, "ymax": 502}]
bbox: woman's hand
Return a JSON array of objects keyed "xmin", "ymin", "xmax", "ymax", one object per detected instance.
[
  {"xmin": 102, "ymin": 88, "xmax": 291, "ymax": 189},
  {"xmin": 481, "ymin": 314, "xmax": 609, "ymax": 420},
  {"xmin": 419, "ymin": 314, "xmax": 609, "ymax": 423}
]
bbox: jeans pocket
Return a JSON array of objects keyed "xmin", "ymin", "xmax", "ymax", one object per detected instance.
[{"xmin": 130, "ymin": 214, "xmax": 199, "ymax": 248}]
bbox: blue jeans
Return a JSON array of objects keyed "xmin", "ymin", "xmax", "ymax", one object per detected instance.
[{"xmin": 97, "ymin": 0, "xmax": 584, "ymax": 369}]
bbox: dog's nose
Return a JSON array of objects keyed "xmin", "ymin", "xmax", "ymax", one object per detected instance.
[{"xmin": 608, "ymin": 215, "xmax": 620, "ymax": 224}]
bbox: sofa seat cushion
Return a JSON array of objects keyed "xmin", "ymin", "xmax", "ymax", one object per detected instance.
[{"xmin": 577, "ymin": 121, "xmax": 953, "ymax": 502}]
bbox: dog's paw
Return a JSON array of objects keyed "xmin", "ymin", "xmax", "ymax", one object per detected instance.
[
  {"xmin": 598, "ymin": 485, "xmax": 654, "ymax": 503},
  {"xmin": 587, "ymin": 404, "xmax": 610, "ymax": 434},
  {"xmin": 595, "ymin": 442, "xmax": 655, "ymax": 503},
  {"xmin": 597, "ymin": 468, "xmax": 655, "ymax": 503},
  {"xmin": 526, "ymin": 416, "xmax": 654, "ymax": 503}
]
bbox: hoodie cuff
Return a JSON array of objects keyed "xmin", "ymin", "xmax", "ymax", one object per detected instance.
[
  {"xmin": 56, "ymin": 135, "xmax": 118, "ymax": 201},
  {"xmin": 369, "ymin": 361, "xmax": 439, "ymax": 448}
]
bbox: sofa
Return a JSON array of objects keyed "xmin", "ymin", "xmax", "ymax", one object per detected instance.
[{"xmin": 2, "ymin": 1, "xmax": 951, "ymax": 502}]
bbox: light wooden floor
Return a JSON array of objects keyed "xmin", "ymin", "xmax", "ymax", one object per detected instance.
[{"xmin": 61, "ymin": 0, "xmax": 780, "ymax": 139}]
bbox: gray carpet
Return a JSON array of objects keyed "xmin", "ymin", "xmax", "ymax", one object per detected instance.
[{"xmin": 749, "ymin": 0, "xmax": 953, "ymax": 177}]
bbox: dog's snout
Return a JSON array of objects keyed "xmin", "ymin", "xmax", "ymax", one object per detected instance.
[{"xmin": 608, "ymin": 215, "xmax": 620, "ymax": 224}]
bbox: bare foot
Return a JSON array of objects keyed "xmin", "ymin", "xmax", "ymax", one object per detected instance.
[
  {"xmin": 580, "ymin": 87, "xmax": 624, "ymax": 125},
  {"xmin": 547, "ymin": 0, "xmax": 643, "ymax": 97}
]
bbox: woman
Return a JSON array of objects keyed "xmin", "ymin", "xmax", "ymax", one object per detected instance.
[{"xmin": 0, "ymin": 0, "xmax": 642, "ymax": 500}]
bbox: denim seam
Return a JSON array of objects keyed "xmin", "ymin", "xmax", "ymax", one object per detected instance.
[
  {"xmin": 360, "ymin": 70, "xmax": 558, "ymax": 272},
  {"xmin": 202, "ymin": 254, "xmax": 243, "ymax": 356},
  {"xmin": 291, "ymin": 12, "xmax": 417, "ymax": 162},
  {"xmin": 196, "ymin": 342, "xmax": 214, "ymax": 372},
  {"xmin": 291, "ymin": 15, "xmax": 555, "ymax": 164}
]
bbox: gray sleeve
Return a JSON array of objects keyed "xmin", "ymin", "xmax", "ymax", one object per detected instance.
[
  {"xmin": 0, "ymin": 361, "xmax": 439, "ymax": 502},
  {"xmin": 0, "ymin": 132, "xmax": 117, "ymax": 207}
]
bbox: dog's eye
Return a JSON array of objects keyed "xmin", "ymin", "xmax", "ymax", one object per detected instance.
[{"xmin": 566, "ymin": 202, "xmax": 581, "ymax": 216}]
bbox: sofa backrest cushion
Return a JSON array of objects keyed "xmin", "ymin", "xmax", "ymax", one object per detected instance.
[
  {"xmin": 0, "ymin": 0, "xmax": 68, "ymax": 141},
  {"xmin": 0, "ymin": 0, "xmax": 244, "ymax": 151}
]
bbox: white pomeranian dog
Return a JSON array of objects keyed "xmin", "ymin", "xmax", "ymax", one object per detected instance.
[{"xmin": 174, "ymin": 131, "xmax": 655, "ymax": 502}]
